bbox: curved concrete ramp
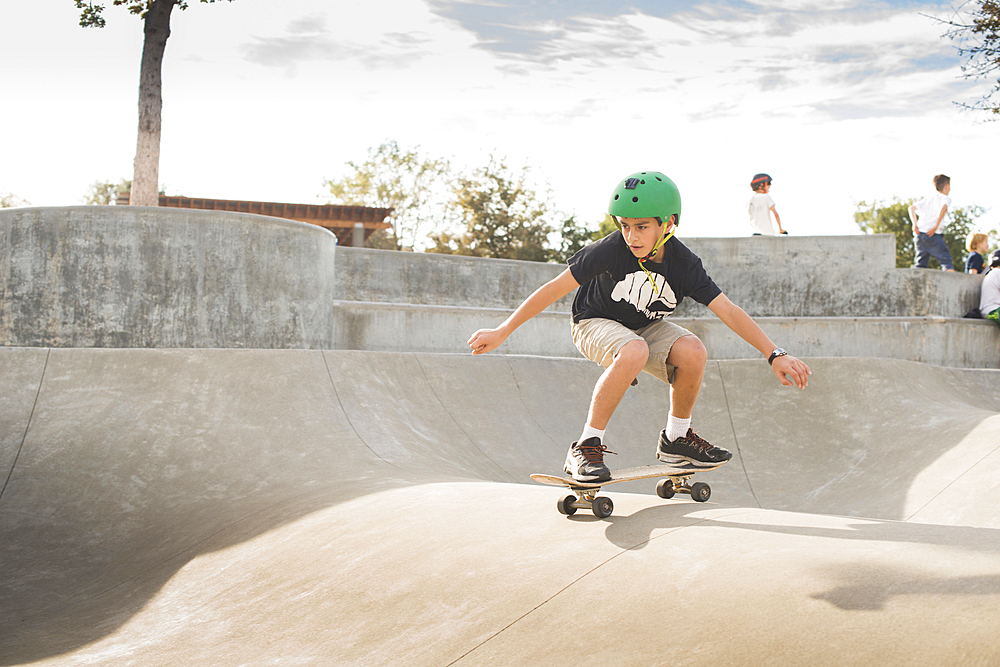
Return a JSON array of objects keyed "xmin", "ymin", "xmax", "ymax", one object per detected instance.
[{"xmin": 2, "ymin": 349, "xmax": 999, "ymax": 665}]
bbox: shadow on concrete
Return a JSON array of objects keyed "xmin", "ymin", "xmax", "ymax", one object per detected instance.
[{"xmin": 1, "ymin": 349, "xmax": 999, "ymax": 665}]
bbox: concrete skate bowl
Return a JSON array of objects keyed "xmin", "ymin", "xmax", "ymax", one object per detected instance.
[{"xmin": 2, "ymin": 347, "xmax": 1000, "ymax": 666}]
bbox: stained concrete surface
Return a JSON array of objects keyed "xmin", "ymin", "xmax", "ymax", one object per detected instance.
[{"xmin": 2, "ymin": 348, "xmax": 1000, "ymax": 666}]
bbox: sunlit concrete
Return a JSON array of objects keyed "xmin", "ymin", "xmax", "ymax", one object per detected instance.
[{"xmin": 2, "ymin": 349, "xmax": 999, "ymax": 666}]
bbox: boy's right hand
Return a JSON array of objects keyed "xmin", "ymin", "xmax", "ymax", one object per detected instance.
[{"xmin": 468, "ymin": 328, "xmax": 506, "ymax": 355}]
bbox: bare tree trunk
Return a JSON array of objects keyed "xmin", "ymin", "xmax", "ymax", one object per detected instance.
[{"xmin": 129, "ymin": 0, "xmax": 176, "ymax": 206}]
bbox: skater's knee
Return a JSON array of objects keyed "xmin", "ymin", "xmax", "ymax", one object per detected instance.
[
  {"xmin": 669, "ymin": 334, "xmax": 707, "ymax": 368},
  {"xmin": 614, "ymin": 339, "xmax": 649, "ymax": 370}
]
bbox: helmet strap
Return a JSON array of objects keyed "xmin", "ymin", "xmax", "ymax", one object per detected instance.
[{"xmin": 637, "ymin": 226, "xmax": 676, "ymax": 296}]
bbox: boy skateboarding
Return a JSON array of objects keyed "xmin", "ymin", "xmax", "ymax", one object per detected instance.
[{"xmin": 468, "ymin": 171, "xmax": 811, "ymax": 483}]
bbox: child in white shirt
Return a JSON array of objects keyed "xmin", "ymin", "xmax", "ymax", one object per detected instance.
[{"xmin": 747, "ymin": 173, "xmax": 786, "ymax": 236}]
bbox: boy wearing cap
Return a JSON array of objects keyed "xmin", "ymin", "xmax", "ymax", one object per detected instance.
[
  {"xmin": 748, "ymin": 173, "xmax": 786, "ymax": 236},
  {"xmin": 468, "ymin": 171, "xmax": 811, "ymax": 482},
  {"xmin": 980, "ymin": 250, "xmax": 1000, "ymax": 322}
]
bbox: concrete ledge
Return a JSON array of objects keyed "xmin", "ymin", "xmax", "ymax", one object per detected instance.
[
  {"xmin": 333, "ymin": 300, "xmax": 1000, "ymax": 368},
  {"xmin": 332, "ymin": 301, "xmax": 578, "ymax": 356},
  {"xmin": 2, "ymin": 208, "xmax": 992, "ymax": 368},
  {"xmin": 334, "ymin": 247, "xmax": 572, "ymax": 312},
  {"xmin": 335, "ymin": 238, "xmax": 984, "ymax": 319},
  {"xmin": 0, "ymin": 206, "xmax": 338, "ymax": 348},
  {"xmin": 683, "ymin": 315, "xmax": 1000, "ymax": 369}
]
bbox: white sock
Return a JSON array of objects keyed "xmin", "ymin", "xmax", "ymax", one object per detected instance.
[
  {"xmin": 579, "ymin": 424, "xmax": 605, "ymax": 444},
  {"xmin": 666, "ymin": 415, "xmax": 691, "ymax": 442}
]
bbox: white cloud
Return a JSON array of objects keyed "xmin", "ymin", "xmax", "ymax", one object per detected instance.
[{"xmin": 1, "ymin": 0, "xmax": 995, "ymax": 240}]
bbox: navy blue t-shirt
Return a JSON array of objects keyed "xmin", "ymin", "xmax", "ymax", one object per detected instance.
[
  {"xmin": 967, "ymin": 252, "xmax": 985, "ymax": 274},
  {"xmin": 567, "ymin": 232, "xmax": 721, "ymax": 330}
]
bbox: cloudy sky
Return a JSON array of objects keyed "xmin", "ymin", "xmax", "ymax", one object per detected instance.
[{"xmin": 1, "ymin": 0, "xmax": 995, "ymax": 242}]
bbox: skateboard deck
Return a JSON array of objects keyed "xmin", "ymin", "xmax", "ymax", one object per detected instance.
[{"xmin": 531, "ymin": 461, "xmax": 726, "ymax": 518}]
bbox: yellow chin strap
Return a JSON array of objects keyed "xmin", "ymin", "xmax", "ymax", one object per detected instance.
[{"xmin": 637, "ymin": 226, "xmax": 675, "ymax": 296}]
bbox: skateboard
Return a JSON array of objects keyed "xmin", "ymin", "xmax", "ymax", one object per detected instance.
[{"xmin": 530, "ymin": 461, "xmax": 726, "ymax": 518}]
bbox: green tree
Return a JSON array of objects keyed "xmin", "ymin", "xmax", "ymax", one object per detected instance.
[
  {"xmin": 597, "ymin": 214, "xmax": 619, "ymax": 239},
  {"xmin": 425, "ymin": 230, "xmax": 477, "ymax": 256},
  {"xmin": 855, "ymin": 199, "xmax": 916, "ymax": 268},
  {"xmin": 1, "ymin": 192, "xmax": 30, "ymax": 208},
  {"xmin": 547, "ymin": 215, "xmax": 603, "ymax": 263},
  {"xmin": 855, "ymin": 198, "xmax": 985, "ymax": 269},
  {"xmin": 82, "ymin": 178, "xmax": 132, "ymax": 205},
  {"xmin": 938, "ymin": 0, "xmax": 1000, "ymax": 117},
  {"xmin": 323, "ymin": 141, "xmax": 450, "ymax": 251},
  {"xmin": 438, "ymin": 156, "xmax": 553, "ymax": 261},
  {"xmin": 75, "ymin": 1, "xmax": 235, "ymax": 205}
]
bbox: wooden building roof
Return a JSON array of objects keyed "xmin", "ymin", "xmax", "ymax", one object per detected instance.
[{"xmin": 116, "ymin": 193, "xmax": 393, "ymax": 247}]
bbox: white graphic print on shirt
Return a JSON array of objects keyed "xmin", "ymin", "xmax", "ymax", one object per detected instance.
[{"xmin": 610, "ymin": 270, "xmax": 678, "ymax": 319}]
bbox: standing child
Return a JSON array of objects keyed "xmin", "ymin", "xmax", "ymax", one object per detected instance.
[
  {"xmin": 909, "ymin": 174, "xmax": 955, "ymax": 271},
  {"xmin": 468, "ymin": 171, "xmax": 811, "ymax": 482},
  {"xmin": 966, "ymin": 232, "xmax": 989, "ymax": 274},
  {"xmin": 747, "ymin": 173, "xmax": 786, "ymax": 236}
]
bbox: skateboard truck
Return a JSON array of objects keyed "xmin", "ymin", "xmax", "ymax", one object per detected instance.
[
  {"xmin": 558, "ymin": 488, "xmax": 615, "ymax": 518},
  {"xmin": 533, "ymin": 462, "xmax": 723, "ymax": 519},
  {"xmin": 654, "ymin": 473, "xmax": 712, "ymax": 503},
  {"xmin": 556, "ymin": 472, "xmax": 712, "ymax": 519}
]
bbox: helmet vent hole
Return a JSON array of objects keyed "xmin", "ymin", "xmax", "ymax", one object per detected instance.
[
  {"xmin": 640, "ymin": 180, "xmax": 645, "ymax": 185},
  {"xmin": 631, "ymin": 196, "xmax": 639, "ymax": 203},
  {"xmin": 614, "ymin": 195, "xmax": 620, "ymax": 200}
]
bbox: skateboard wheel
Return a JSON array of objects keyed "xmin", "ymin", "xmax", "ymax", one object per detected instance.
[
  {"xmin": 690, "ymin": 482, "xmax": 711, "ymax": 503},
  {"xmin": 558, "ymin": 495, "xmax": 578, "ymax": 516},
  {"xmin": 591, "ymin": 496, "xmax": 614, "ymax": 518},
  {"xmin": 656, "ymin": 478, "xmax": 675, "ymax": 499}
]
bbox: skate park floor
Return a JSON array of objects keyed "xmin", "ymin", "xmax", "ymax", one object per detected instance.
[{"xmin": 2, "ymin": 347, "xmax": 1000, "ymax": 666}]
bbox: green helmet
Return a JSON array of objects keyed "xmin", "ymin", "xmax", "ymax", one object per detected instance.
[{"xmin": 608, "ymin": 171, "xmax": 681, "ymax": 225}]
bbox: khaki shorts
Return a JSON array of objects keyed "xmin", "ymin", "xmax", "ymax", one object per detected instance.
[{"xmin": 571, "ymin": 317, "xmax": 694, "ymax": 385}]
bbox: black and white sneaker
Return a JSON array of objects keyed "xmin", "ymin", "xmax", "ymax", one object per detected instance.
[
  {"xmin": 564, "ymin": 437, "xmax": 614, "ymax": 483},
  {"xmin": 656, "ymin": 429, "xmax": 732, "ymax": 467}
]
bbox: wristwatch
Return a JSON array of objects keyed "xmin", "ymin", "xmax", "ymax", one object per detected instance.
[{"xmin": 768, "ymin": 348, "xmax": 787, "ymax": 365}]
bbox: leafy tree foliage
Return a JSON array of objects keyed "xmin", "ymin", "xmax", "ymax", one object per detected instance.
[
  {"xmin": 328, "ymin": 142, "xmax": 607, "ymax": 261},
  {"xmin": 426, "ymin": 162, "xmax": 608, "ymax": 262},
  {"xmin": 82, "ymin": 179, "xmax": 132, "ymax": 205},
  {"xmin": 75, "ymin": 1, "xmax": 235, "ymax": 205},
  {"xmin": 324, "ymin": 141, "xmax": 450, "ymax": 251},
  {"xmin": 435, "ymin": 156, "xmax": 553, "ymax": 261},
  {"xmin": 854, "ymin": 199, "xmax": 916, "ymax": 268},
  {"xmin": 1, "ymin": 192, "xmax": 30, "ymax": 208},
  {"xmin": 547, "ymin": 215, "xmax": 602, "ymax": 263},
  {"xmin": 854, "ymin": 198, "xmax": 986, "ymax": 269},
  {"xmin": 596, "ymin": 214, "xmax": 619, "ymax": 239},
  {"xmin": 938, "ymin": 0, "xmax": 1000, "ymax": 117}
]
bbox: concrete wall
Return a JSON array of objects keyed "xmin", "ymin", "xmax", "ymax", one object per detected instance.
[
  {"xmin": 2, "ymin": 207, "xmax": 996, "ymax": 367},
  {"xmin": 0, "ymin": 207, "xmax": 338, "ymax": 348},
  {"xmin": 334, "ymin": 235, "xmax": 983, "ymax": 318},
  {"xmin": 331, "ymin": 238, "xmax": 997, "ymax": 368},
  {"xmin": 685, "ymin": 236, "xmax": 983, "ymax": 318},
  {"xmin": 335, "ymin": 247, "xmax": 575, "ymax": 312},
  {"xmin": 331, "ymin": 301, "xmax": 1000, "ymax": 368}
]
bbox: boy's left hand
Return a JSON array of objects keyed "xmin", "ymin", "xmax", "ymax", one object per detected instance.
[
  {"xmin": 772, "ymin": 355, "xmax": 811, "ymax": 389},
  {"xmin": 468, "ymin": 328, "xmax": 506, "ymax": 355}
]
